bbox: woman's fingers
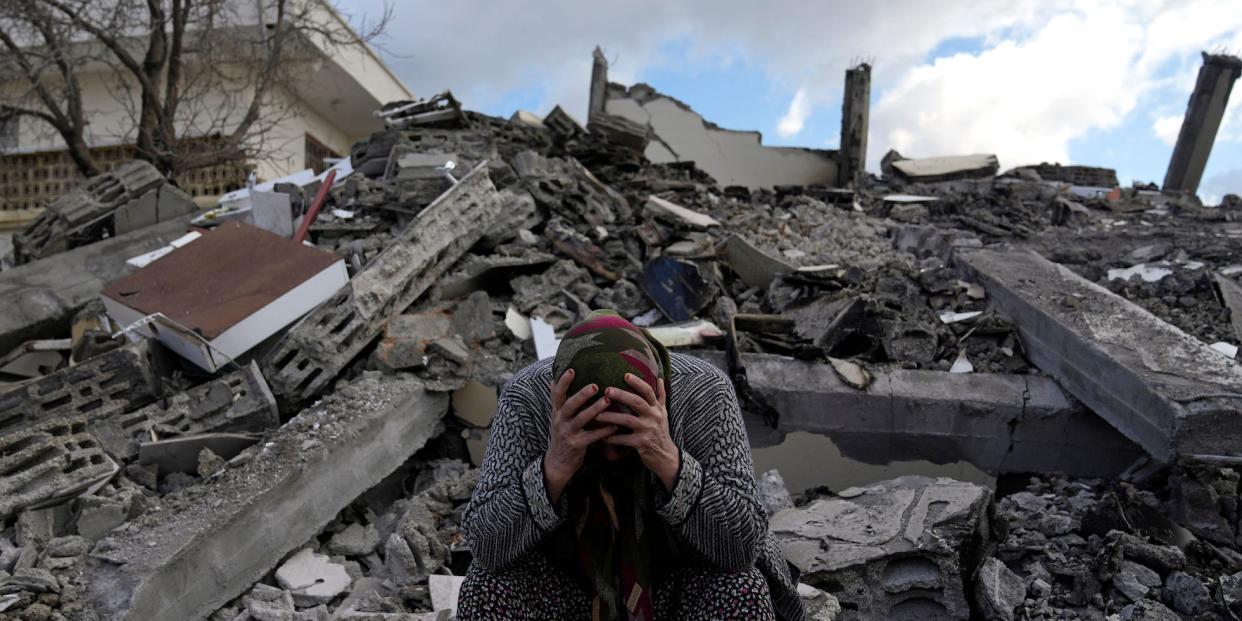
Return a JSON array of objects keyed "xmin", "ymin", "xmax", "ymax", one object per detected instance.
[
  {"xmin": 550, "ymin": 369, "xmax": 574, "ymax": 410},
  {"xmin": 604, "ymin": 386, "xmax": 651, "ymax": 416},
  {"xmin": 595, "ymin": 411, "xmax": 643, "ymax": 430},
  {"xmin": 561, "ymin": 383, "xmax": 598, "ymax": 418},
  {"xmin": 570, "ymin": 395, "xmax": 611, "ymax": 429},
  {"xmin": 581, "ymin": 424, "xmax": 619, "ymax": 445},
  {"xmin": 623, "ymin": 373, "xmax": 658, "ymax": 406},
  {"xmin": 603, "ymin": 432, "xmax": 640, "ymax": 447}
]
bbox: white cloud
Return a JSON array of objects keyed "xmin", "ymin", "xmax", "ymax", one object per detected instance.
[
  {"xmin": 1153, "ymin": 115, "xmax": 1183, "ymax": 147},
  {"xmin": 334, "ymin": 0, "xmax": 1242, "ymax": 179},
  {"xmin": 777, "ymin": 88, "xmax": 809, "ymax": 137},
  {"xmin": 333, "ymin": 0, "xmax": 1052, "ymax": 121},
  {"xmin": 1201, "ymin": 167, "xmax": 1242, "ymax": 204},
  {"xmin": 870, "ymin": 1, "xmax": 1242, "ymax": 171}
]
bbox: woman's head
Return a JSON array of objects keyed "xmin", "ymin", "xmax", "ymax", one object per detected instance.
[{"xmin": 552, "ymin": 310, "xmax": 670, "ymax": 461}]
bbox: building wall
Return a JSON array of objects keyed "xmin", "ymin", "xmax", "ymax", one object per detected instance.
[{"xmin": 605, "ymin": 94, "xmax": 839, "ymax": 190}]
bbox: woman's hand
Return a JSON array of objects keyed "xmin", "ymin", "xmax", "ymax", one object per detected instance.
[
  {"xmin": 544, "ymin": 369, "xmax": 616, "ymax": 504},
  {"xmin": 596, "ymin": 374, "xmax": 680, "ymax": 493}
]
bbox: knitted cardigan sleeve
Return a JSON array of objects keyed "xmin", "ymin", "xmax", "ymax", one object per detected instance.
[
  {"xmin": 652, "ymin": 354, "xmax": 766, "ymax": 570},
  {"xmin": 459, "ymin": 360, "xmax": 563, "ymax": 571}
]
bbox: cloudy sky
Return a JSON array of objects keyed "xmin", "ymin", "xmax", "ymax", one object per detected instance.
[{"xmin": 336, "ymin": 0, "xmax": 1242, "ymax": 202}]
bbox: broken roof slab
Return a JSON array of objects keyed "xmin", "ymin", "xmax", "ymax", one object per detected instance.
[{"xmin": 956, "ymin": 247, "xmax": 1242, "ymax": 462}]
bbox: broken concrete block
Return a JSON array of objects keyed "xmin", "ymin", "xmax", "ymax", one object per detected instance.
[
  {"xmin": 543, "ymin": 105, "xmax": 585, "ymax": 138},
  {"xmin": 0, "ymin": 567, "xmax": 59, "ymax": 594},
  {"xmin": 274, "ymin": 548, "xmax": 351, "ymax": 607},
  {"xmin": 428, "ymin": 574, "xmax": 464, "ymax": 614},
  {"xmin": 14, "ymin": 160, "xmax": 188, "ymax": 265},
  {"xmin": 885, "ymin": 151, "xmax": 999, "ymax": 183},
  {"xmin": 76, "ymin": 376, "xmax": 448, "ymax": 621},
  {"xmin": 643, "ymin": 195, "xmax": 720, "ymax": 230},
  {"xmin": 724, "ymin": 235, "xmax": 794, "ymax": 289},
  {"xmin": 974, "ymin": 557, "xmax": 1024, "ymax": 621},
  {"xmin": 0, "ymin": 416, "xmax": 119, "ymax": 519},
  {"xmin": 76, "ymin": 495, "xmax": 128, "ymax": 541},
  {"xmin": 451, "ymin": 380, "xmax": 497, "ymax": 428},
  {"xmin": 374, "ymin": 312, "xmax": 454, "ymax": 372},
  {"xmin": 509, "ymin": 109, "xmax": 545, "ymax": 129},
  {"xmin": 328, "ymin": 523, "xmax": 381, "ymax": 558},
  {"xmin": 771, "ymin": 476, "xmax": 991, "ymax": 620},
  {"xmin": 956, "ymin": 247, "xmax": 1242, "ymax": 461},
  {"xmin": 0, "ymin": 340, "xmax": 165, "ymax": 431},
  {"xmin": 757, "ymin": 469, "xmax": 794, "ymax": 517},
  {"xmin": 587, "ymin": 113, "xmax": 649, "ymax": 153},
  {"xmin": 261, "ymin": 163, "xmax": 502, "ymax": 406},
  {"xmin": 89, "ymin": 361, "xmax": 277, "ymax": 460},
  {"xmin": 797, "ymin": 583, "xmax": 842, "ymax": 621},
  {"xmin": 384, "ymin": 533, "xmax": 421, "ymax": 586},
  {"xmin": 0, "ymin": 214, "xmax": 195, "ymax": 356},
  {"xmin": 249, "ymin": 191, "xmax": 294, "ymax": 237}
]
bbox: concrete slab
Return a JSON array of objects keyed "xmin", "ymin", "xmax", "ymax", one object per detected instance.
[
  {"xmin": 0, "ymin": 215, "xmax": 194, "ymax": 355},
  {"xmin": 956, "ymin": 247, "xmax": 1242, "ymax": 461},
  {"xmin": 695, "ymin": 351, "xmax": 1142, "ymax": 478},
  {"xmin": 771, "ymin": 475, "xmax": 991, "ymax": 620},
  {"xmin": 77, "ymin": 375, "xmax": 449, "ymax": 621},
  {"xmin": 890, "ymin": 154, "xmax": 999, "ymax": 182},
  {"xmin": 261, "ymin": 162, "xmax": 502, "ymax": 406}
]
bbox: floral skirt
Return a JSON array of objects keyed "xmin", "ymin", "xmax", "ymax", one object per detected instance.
[{"xmin": 457, "ymin": 555, "xmax": 776, "ymax": 620}]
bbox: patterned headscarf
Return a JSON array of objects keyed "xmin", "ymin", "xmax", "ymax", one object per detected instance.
[{"xmin": 553, "ymin": 310, "xmax": 671, "ymax": 621}]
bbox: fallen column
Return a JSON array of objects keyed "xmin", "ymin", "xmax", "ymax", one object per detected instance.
[
  {"xmin": 261, "ymin": 162, "xmax": 502, "ymax": 405},
  {"xmin": 696, "ymin": 351, "xmax": 1142, "ymax": 478},
  {"xmin": 77, "ymin": 375, "xmax": 449, "ymax": 621},
  {"xmin": 956, "ymin": 247, "xmax": 1242, "ymax": 461},
  {"xmin": 770, "ymin": 475, "xmax": 991, "ymax": 621},
  {"xmin": 1162, "ymin": 52, "xmax": 1242, "ymax": 195},
  {"xmin": 0, "ymin": 215, "xmax": 194, "ymax": 355}
]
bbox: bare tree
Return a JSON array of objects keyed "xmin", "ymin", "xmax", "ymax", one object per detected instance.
[{"xmin": 0, "ymin": 0, "xmax": 390, "ymax": 179}]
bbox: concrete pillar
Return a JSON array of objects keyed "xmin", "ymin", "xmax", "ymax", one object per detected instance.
[
  {"xmin": 589, "ymin": 46, "xmax": 608, "ymax": 121},
  {"xmin": 838, "ymin": 63, "xmax": 871, "ymax": 189},
  {"xmin": 1163, "ymin": 52, "xmax": 1242, "ymax": 195}
]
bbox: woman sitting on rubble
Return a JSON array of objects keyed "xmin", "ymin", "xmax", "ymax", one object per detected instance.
[{"xmin": 457, "ymin": 310, "xmax": 804, "ymax": 620}]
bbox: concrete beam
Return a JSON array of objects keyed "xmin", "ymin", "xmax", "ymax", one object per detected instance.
[
  {"xmin": 1163, "ymin": 53, "xmax": 1242, "ymax": 195},
  {"xmin": 78, "ymin": 375, "xmax": 448, "ymax": 621},
  {"xmin": 956, "ymin": 247, "xmax": 1242, "ymax": 461},
  {"xmin": 696, "ymin": 351, "xmax": 1142, "ymax": 478},
  {"xmin": 838, "ymin": 63, "xmax": 871, "ymax": 189},
  {"xmin": 260, "ymin": 163, "xmax": 502, "ymax": 406},
  {"xmin": 0, "ymin": 215, "xmax": 193, "ymax": 355}
]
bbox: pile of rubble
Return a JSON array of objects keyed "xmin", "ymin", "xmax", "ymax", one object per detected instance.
[{"xmin": 1, "ymin": 50, "xmax": 1241, "ymax": 621}]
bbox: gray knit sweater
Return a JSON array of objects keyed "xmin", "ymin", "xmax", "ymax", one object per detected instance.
[{"xmin": 461, "ymin": 352, "xmax": 804, "ymax": 620}]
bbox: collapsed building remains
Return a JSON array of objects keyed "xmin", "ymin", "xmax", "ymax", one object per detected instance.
[{"xmin": 0, "ymin": 48, "xmax": 1240, "ymax": 621}]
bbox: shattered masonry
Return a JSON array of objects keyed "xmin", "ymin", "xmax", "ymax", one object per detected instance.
[{"xmin": 0, "ymin": 46, "xmax": 1240, "ymax": 621}]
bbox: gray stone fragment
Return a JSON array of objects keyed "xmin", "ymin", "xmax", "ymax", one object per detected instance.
[
  {"xmin": 274, "ymin": 548, "xmax": 351, "ymax": 607},
  {"xmin": 76, "ymin": 496, "xmax": 128, "ymax": 541},
  {"xmin": 1119, "ymin": 599, "xmax": 1181, "ymax": 621},
  {"xmin": 327, "ymin": 523, "xmax": 381, "ymax": 557},
  {"xmin": 974, "ymin": 557, "xmax": 1024, "ymax": 621},
  {"xmin": 756, "ymin": 469, "xmax": 794, "ymax": 517},
  {"xmin": 383, "ymin": 533, "xmax": 421, "ymax": 586},
  {"xmin": 771, "ymin": 476, "xmax": 991, "ymax": 620},
  {"xmin": 0, "ymin": 568, "xmax": 59, "ymax": 594},
  {"xmin": 45, "ymin": 536, "xmax": 89, "ymax": 558},
  {"xmin": 1114, "ymin": 560, "xmax": 1161, "ymax": 602},
  {"xmin": 1161, "ymin": 571, "xmax": 1211, "ymax": 616},
  {"xmin": 797, "ymin": 583, "xmax": 841, "ymax": 621}
]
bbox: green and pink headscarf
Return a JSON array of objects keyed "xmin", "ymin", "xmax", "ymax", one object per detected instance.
[{"xmin": 553, "ymin": 310, "xmax": 672, "ymax": 621}]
